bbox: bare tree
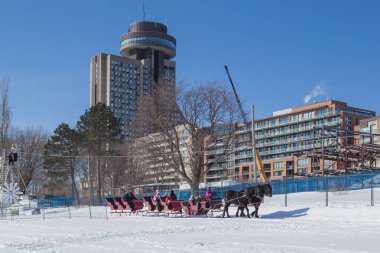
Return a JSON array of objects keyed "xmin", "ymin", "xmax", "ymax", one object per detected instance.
[
  {"xmin": 0, "ymin": 77, "xmax": 12, "ymax": 150},
  {"xmin": 135, "ymin": 81, "xmax": 241, "ymax": 194},
  {"xmin": 95, "ymin": 141, "xmax": 147, "ymax": 194},
  {"xmin": 101, "ymin": 142, "xmax": 130, "ymax": 192},
  {"xmin": 124, "ymin": 144, "xmax": 151, "ymax": 186},
  {"xmin": 131, "ymin": 136, "xmax": 178, "ymax": 186},
  {"xmin": 11, "ymin": 126, "xmax": 48, "ymax": 189}
]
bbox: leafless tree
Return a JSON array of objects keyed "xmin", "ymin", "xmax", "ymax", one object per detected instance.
[
  {"xmin": 94, "ymin": 141, "xmax": 147, "ymax": 194},
  {"xmin": 11, "ymin": 126, "xmax": 48, "ymax": 189},
  {"xmin": 134, "ymin": 81, "xmax": 241, "ymax": 194},
  {"xmin": 101, "ymin": 143, "xmax": 129, "ymax": 191},
  {"xmin": 0, "ymin": 77, "xmax": 12, "ymax": 150},
  {"xmin": 130, "ymin": 137, "xmax": 178, "ymax": 186}
]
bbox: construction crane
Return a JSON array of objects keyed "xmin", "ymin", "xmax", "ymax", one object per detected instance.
[{"xmin": 224, "ymin": 65, "xmax": 267, "ymax": 183}]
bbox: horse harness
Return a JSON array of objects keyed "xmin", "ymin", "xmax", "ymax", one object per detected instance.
[
  {"xmin": 246, "ymin": 192, "xmax": 264, "ymax": 207},
  {"xmin": 225, "ymin": 191, "xmax": 247, "ymax": 205},
  {"xmin": 225, "ymin": 191, "xmax": 263, "ymax": 207}
]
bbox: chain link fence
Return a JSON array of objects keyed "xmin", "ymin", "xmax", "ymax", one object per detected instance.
[{"xmin": 1, "ymin": 173, "xmax": 379, "ymax": 221}]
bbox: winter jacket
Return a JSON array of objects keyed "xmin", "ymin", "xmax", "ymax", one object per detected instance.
[{"xmin": 205, "ymin": 190, "xmax": 213, "ymax": 200}]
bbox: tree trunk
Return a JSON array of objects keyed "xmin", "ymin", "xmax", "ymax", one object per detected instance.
[
  {"xmin": 190, "ymin": 181, "xmax": 200, "ymax": 196},
  {"xmin": 70, "ymin": 158, "xmax": 80, "ymax": 206},
  {"xmin": 96, "ymin": 157, "xmax": 102, "ymax": 205}
]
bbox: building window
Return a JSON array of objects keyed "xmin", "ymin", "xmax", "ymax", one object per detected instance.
[
  {"xmin": 269, "ymin": 119, "xmax": 276, "ymax": 126},
  {"xmin": 273, "ymin": 171, "xmax": 283, "ymax": 177},
  {"xmin": 297, "ymin": 159, "xmax": 308, "ymax": 167},
  {"xmin": 303, "ymin": 112, "xmax": 313, "ymax": 119},
  {"xmin": 316, "ymin": 108, "xmax": 327, "ymax": 117},
  {"xmin": 263, "ymin": 163, "xmax": 271, "ymax": 172},
  {"xmin": 279, "ymin": 117, "xmax": 289, "ymax": 124},
  {"xmin": 121, "ymin": 37, "xmax": 176, "ymax": 51},
  {"xmin": 330, "ymin": 116, "xmax": 340, "ymax": 124},
  {"xmin": 274, "ymin": 161, "xmax": 284, "ymax": 169},
  {"xmin": 257, "ymin": 121, "xmax": 266, "ymax": 128},
  {"xmin": 297, "ymin": 168, "xmax": 307, "ymax": 174}
]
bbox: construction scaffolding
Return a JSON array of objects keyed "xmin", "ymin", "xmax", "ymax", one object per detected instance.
[{"xmin": 308, "ymin": 126, "xmax": 380, "ymax": 175}]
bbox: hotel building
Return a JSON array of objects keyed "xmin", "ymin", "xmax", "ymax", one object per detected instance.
[{"xmin": 90, "ymin": 21, "xmax": 176, "ymax": 139}]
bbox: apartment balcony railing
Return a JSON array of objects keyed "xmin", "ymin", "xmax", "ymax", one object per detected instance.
[
  {"xmin": 256, "ymin": 135, "xmax": 315, "ymax": 147},
  {"xmin": 206, "ymin": 172, "xmax": 226, "ymax": 179},
  {"xmin": 267, "ymin": 141, "xmax": 334, "ymax": 155},
  {"xmin": 255, "ymin": 121, "xmax": 341, "ymax": 140},
  {"xmin": 255, "ymin": 112, "xmax": 340, "ymax": 130},
  {"xmin": 235, "ymin": 127, "xmax": 251, "ymax": 134},
  {"xmin": 235, "ymin": 137, "xmax": 251, "ymax": 143},
  {"xmin": 258, "ymin": 144, "xmax": 317, "ymax": 156},
  {"xmin": 235, "ymin": 154, "xmax": 253, "ymax": 159},
  {"xmin": 208, "ymin": 166, "xmax": 226, "ymax": 172},
  {"xmin": 233, "ymin": 145, "xmax": 252, "ymax": 152},
  {"xmin": 205, "ymin": 149, "xmax": 226, "ymax": 156}
]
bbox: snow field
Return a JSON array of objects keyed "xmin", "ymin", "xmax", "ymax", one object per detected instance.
[{"xmin": 0, "ymin": 189, "xmax": 379, "ymax": 253}]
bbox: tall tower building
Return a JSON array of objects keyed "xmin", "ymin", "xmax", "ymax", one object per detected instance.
[{"xmin": 90, "ymin": 21, "xmax": 176, "ymax": 139}]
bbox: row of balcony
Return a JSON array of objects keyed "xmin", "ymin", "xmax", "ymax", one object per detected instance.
[
  {"xmin": 205, "ymin": 172, "xmax": 227, "ymax": 179},
  {"xmin": 256, "ymin": 135, "xmax": 315, "ymax": 147},
  {"xmin": 257, "ymin": 141, "xmax": 338, "ymax": 156},
  {"xmin": 234, "ymin": 112, "xmax": 339, "ymax": 134},
  {"xmin": 256, "ymin": 121, "xmax": 340, "ymax": 140},
  {"xmin": 255, "ymin": 112, "xmax": 339, "ymax": 130}
]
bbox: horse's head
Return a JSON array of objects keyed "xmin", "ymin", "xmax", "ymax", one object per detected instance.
[{"xmin": 259, "ymin": 183, "xmax": 272, "ymax": 197}]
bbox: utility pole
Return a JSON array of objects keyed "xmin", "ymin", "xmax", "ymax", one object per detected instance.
[
  {"xmin": 251, "ymin": 105, "xmax": 257, "ymax": 183},
  {"xmin": 321, "ymin": 126, "xmax": 325, "ymax": 177}
]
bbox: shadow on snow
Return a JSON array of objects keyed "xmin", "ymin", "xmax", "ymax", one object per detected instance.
[{"xmin": 260, "ymin": 208, "xmax": 309, "ymax": 219}]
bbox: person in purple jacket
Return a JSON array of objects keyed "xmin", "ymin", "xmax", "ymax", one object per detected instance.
[
  {"xmin": 205, "ymin": 187, "xmax": 213, "ymax": 200},
  {"xmin": 204, "ymin": 187, "xmax": 214, "ymax": 208}
]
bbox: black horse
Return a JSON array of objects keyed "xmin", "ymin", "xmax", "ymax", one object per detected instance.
[
  {"xmin": 237, "ymin": 183, "xmax": 273, "ymax": 218},
  {"xmin": 224, "ymin": 183, "xmax": 272, "ymax": 218},
  {"xmin": 223, "ymin": 189, "xmax": 251, "ymax": 218}
]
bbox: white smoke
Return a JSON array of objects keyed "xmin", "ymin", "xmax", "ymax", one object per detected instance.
[{"xmin": 304, "ymin": 83, "xmax": 326, "ymax": 103}]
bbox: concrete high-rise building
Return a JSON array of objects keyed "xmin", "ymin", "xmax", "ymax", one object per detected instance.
[{"xmin": 90, "ymin": 21, "xmax": 176, "ymax": 139}]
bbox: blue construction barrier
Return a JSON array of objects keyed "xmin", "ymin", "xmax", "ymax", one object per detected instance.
[
  {"xmin": 176, "ymin": 172, "xmax": 380, "ymax": 200},
  {"xmin": 38, "ymin": 197, "xmax": 76, "ymax": 208},
  {"xmin": 37, "ymin": 173, "xmax": 380, "ymax": 207}
]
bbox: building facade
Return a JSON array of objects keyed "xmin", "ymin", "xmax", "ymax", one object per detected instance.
[
  {"xmin": 90, "ymin": 21, "xmax": 176, "ymax": 139},
  {"xmin": 354, "ymin": 117, "xmax": 379, "ymax": 145},
  {"xmin": 132, "ymin": 124, "xmax": 195, "ymax": 187},
  {"xmin": 204, "ymin": 100, "xmax": 376, "ymax": 183},
  {"xmin": 354, "ymin": 117, "xmax": 380, "ymax": 168}
]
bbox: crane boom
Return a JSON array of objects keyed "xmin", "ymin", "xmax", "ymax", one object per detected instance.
[
  {"xmin": 224, "ymin": 65, "xmax": 267, "ymax": 183},
  {"xmin": 224, "ymin": 65, "xmax": 248, "ymax": 124}
]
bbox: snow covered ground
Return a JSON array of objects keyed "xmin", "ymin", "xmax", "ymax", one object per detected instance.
[{"xmin": 0, "ymin": 188, "xmax": 379, "ymax": 253}]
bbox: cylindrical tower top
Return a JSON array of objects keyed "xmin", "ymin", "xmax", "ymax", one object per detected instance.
[
  {"xmin": 120, "ymin": 21, "xmax": 176, "ymax": 59},
  {"xmin": 128, "ymin": 21, "xmax": 168, "ymax": 33}
]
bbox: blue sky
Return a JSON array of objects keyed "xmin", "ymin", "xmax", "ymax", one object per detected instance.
[{"xmin": 0, "ymin": 0, "xmax": 379, "ymax": 133}]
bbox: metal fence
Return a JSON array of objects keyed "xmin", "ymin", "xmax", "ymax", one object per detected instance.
[
  {"xmin": 176, "ymin": 172, "xmax": 380, "ymax": 202},
  {"xmin": 0, "ymin": 196, "xmax": 109, "ymax": 221},
  {"xmin": 1, "ymin": 173, "xmax": 379, "ymax": 221}
]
